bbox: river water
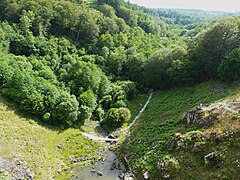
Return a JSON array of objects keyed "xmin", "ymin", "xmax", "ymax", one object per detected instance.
[{"xmin": 72, "ymin": 127, "xmax": 125, "ymax": 180}]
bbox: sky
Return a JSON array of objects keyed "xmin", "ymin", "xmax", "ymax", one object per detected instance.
[{"xmin": 128, "ymin": 0, "xmax": 240, "ymax": 12}]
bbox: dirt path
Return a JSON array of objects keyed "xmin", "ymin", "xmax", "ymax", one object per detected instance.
[
  {"xmin": 121, "ymin": 92, "xmax": 153, "ymax": 132},
  {"xmin": 81, "ymin": 132, "xmax": 119, "ymax": 142},
  {"xmin": 81, "ymin": 92, "xmax": 154, "ymax": 142}
]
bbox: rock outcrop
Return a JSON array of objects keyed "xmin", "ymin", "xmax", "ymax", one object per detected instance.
[
  {"xmin": 185, "ymin": 100, "xmax": 240, "ymax": 126},
  {"xmin": 0, "ymin": 157, "xmax": 35, "ymax": 180}
]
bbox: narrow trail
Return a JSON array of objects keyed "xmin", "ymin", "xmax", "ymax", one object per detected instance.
[
  {"xmin": 81, "ymin": 132, "xmax": 119, "ymax": 142},
  {"xmin": 208, "ymin": 101, "xmax": 240, "ymax": 114},
  {"xmin": 81, "ymin": 92, "xmax": 154, "ymax": 142},
  {"xmin": 120, "ymin": 92, "xmax": 153, "ymax": 132}
]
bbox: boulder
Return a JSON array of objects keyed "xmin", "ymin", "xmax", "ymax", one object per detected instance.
[
  {"xmin": 157, "ymin": 162, "xmax": 166, "ymax": 171},
  {"xmin": 118, "ymin": 172, "xmax": 124, "ymax": 179},
  {"xmin": 97, "ymin": 171, "xmax": 103, "ymax": 176},
  {"xmin": 192, "ymin": 143, "xmax": 201, "ymax": 153},
  {"xmin": 185, "ymin": 100, "xmax": 240, "ymax": 126},
  {"xmin": 108, "ymin": 134, "xmax": 117, "ymax": 139},
  {"xmin": 57, "ymin": 144, "xmax": 62, "ymax": 149},
  {"xmin": 204, "ymin": 152, "xmax": 214, "ymax": 165},
  {"xmin": 143, "ymin": 171, "xmax": 149, "ymax": 179},
  {"xmin": 123, "ymin": 173, "xmax": 134, "ymax": 180},
  {"xmin": 164, "ymin": 174, "xmax": 171, "ymax": 179},
  {"xmin": 174, "ymin": 133, "xmax": 181, "ymax": 140},
  {"xmin": 168, "ymin": 133, "xmax": 185, "ymax": 150},
  {"xmin": 27, "ymin": 171, "xmax": 35, "ymax": 179},
  {"xmin": 185, "ymin": 105, "xmax": 220, "ymax": 126}
]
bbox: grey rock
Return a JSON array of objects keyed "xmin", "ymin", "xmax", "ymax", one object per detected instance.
[
  {"xmin": 192, "ymin": 143, "xmax": 201, "ymax": 153},
  {"xmin": 164, "ymin": 174, "xmax": 171, "ymax": 179},
  {"xmin": 57, "ymin": 167, "xmax": 62, "ymax": 173},
  {"xmin": 57, "ymin": 144, "xmax": 62, "ymax": 149},
  {"xmin": 97, "ymin": 171, "xmax": 103, "ymax": 176},
  {"xmin": 123, "ymin": 173, "xmax": 134, "ymax": 180},
  {"xmin": 143, "ymin": 171, "xmax": 149, "ymax": 179},
  {"xmin": 108, "ymin": 134, "xmax": 117, "ymax": 139},
  {"xmin": 204, "ymin": 152, "xmax": 214, "ymax": 164},
  {"xmin": 157, "ymin": 162, "xmax": 166, "ymax": 171},
  {"xmin": 174, "ymin": 133, "xmax": 181, "ymax": 140},
  {"xmin": 27, "ymin": 171, "xmax": 35, "ymax": 179},
  {"xmin": 118, "ymin": 172, "xmax": 124, "ymax": 179},
  {"xmin": 91, "ymin": 169, "xmax": 96, "ymax": 173}
]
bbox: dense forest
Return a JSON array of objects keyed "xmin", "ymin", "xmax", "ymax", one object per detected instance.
[{"xmin": 0, "ymin": 0, "xmax": 239, "ymax": 131}]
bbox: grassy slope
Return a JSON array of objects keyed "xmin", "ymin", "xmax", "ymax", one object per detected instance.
[
  {"xmin": 127, "ymin": 81, "xmax": 240, "ymax": 179},
  {"xmin": 0, "ymin": 96, "xmax": 101, "ymax": 179}
]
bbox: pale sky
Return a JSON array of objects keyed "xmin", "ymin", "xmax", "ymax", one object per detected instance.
[{"xmin": 128, "ymin": 0, "xmax": 240, "ymax": 12}]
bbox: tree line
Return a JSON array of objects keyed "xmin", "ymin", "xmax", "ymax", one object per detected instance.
[{"xmin": 0, "ymin": 0, "xmax": 239, "ymax": 130}]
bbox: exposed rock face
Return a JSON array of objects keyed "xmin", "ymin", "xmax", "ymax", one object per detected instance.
[
  {"xmin": 185, "ymin": 105, "xmax": 220, "ymax": 126},
  {"xmin": 0, "ymin": 157, "xmax": 35, "ymax": 180},
  {"xmin": 185, "ymin": 100, "xmax": 240, "ymax": 126}
]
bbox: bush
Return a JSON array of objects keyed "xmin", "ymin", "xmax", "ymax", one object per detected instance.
[{"xmin": 103, "ymin": 107, "xmax": 131, "ymax": 129}]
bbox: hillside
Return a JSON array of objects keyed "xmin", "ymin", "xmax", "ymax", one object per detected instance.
[
  {"xmin": 0, "ymin": 96, "xmax": 101, "ymax": 179},
  {"xmin": 126, "ymin": 81, "xmax": 240, "ymax": 179}
]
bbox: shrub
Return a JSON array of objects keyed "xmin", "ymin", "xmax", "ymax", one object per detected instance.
[{"xmin": 103, "ymin": 107, "xmax": 131, "ymax": 129}]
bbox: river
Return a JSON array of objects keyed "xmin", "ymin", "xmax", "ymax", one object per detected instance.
[
  {"xmin": 72, "ymin": 128, "xmax": 125, "ymax": 180},
  {"xmin": 72, "ymin": 92, "xmax": 153, "ymax": 179}
]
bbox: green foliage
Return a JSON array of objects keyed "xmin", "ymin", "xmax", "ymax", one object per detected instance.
[
  {"xmin": 190, "ymin": 18, "xmax": 240, "ymax": 80},
  {"xmin": 103, "ymin": 107, "xmax": 131, "ymax": 130},
  {"xmin": 144, "ymin": 46, "xmax": 188, "ymax": 89},
  {"xmin": 218, "ymin": 48, "xmax": 240, "ymax": 82},
  {"xmin": 127, "ymin": 81, "xmax": 240, "ymax": 178},
  {"xmin": 0, "ymin": 24, "xmax": 11, "ymax": 52},
  {"xmin": 78, "ymin": 89, "xmax": 97, "ymax": 120},
  {"xmin": 106, "ymin": 46, "xmax": 127, "ymax": 78},
  {"xmin": 0, "ymin": 0, "xmax": 238, "ymax": 132},
  {"xmin": 0, "ymin": 97, "xmax": 101, "ymax": 179},
  {"xmin": 0, "ymin": 55, "xmax": 80, "ymax": 126},
  {"xmin": 1, "ymin": 0, "xmax": 239, "ymax": 178},
  {"xmin": 115, "ymin": 80, "xmax": 138, "ymax": 99}
]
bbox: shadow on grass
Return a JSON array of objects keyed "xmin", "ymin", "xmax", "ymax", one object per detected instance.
[{"xmin": 0, "ymin": 95, "xmax": 79, "ymax": 133}]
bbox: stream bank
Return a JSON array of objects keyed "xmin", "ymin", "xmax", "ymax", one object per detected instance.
[
  {"xmin": 73, "ymin": 92, "xmax": 153, "ymax": 179},
  {"xmin": 72, "ymin": 127, "xmax": 126, "ymax": 180}
]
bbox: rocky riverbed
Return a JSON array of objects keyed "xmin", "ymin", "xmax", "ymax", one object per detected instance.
[
  {"xmin": 0, "ymin": 157, "xmax": 35, "ymax": 180},
  {"xmin": 72, "ymin": 127, "xmax": 127, "ymax": 180}
]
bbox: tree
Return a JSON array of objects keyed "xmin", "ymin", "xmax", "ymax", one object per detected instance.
[
  {"xmin": 76, "ymin": 11, "xmax": 100, "ymax": 44},
  {"xmin": 99, "ymin": 17, "xmax": 119, "ymax": 35},
  {"xmin": 107, "ymin": 46, "xmax": 126, "ymax": 78},
  {"xmin": 218, "ymin": 48, "xmax": 240, "ymax": 82},
  {"xmin": 0, "ymin": 25, "xmax": 10, "ymax": 52},
  {"xmin": 100, "ymin": 3, "xmax": 116, "ymax": 18},
  {"xmin": 125, "ymin": 51, "xmax": 145, "ymax": 86},
  {"xmin": 144, "ymin": 46, "xmax": 187, "ymax": 89},
  {"xmin": 191, "ymin": 18, "xmax": 240, "ymax": 80},
  {"xmin": 78, "ymin": 89, "xmax": 97, "ymax": 115},
  {"xmin": 97, "ymin": 32, "xmax": 114, "ymax": 50},
  {"xmin": 103, "ymin": 107, "xmax": 131, "ymax": 129}
]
